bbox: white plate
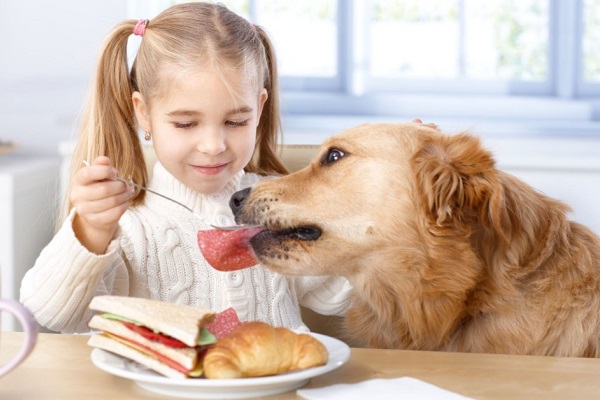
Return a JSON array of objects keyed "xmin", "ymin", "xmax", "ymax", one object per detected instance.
[{"xmin": 91, "ymin": 332, "xmax": 350, "ymax": 399}]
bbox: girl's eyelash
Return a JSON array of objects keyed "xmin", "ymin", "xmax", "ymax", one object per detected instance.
[
  {"xmin": 174, "ymin": 122, "xmax": 196, "ymax": 129},
  {"xmin": 226, "ymin": 119, "xmax": 250, "ymax": 127}
]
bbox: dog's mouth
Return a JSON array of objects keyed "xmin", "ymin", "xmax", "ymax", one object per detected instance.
[
  {"xmin": 254, "ymin": 225, "xmax": 322, "ymax": 242},
  {"xmin": 198, "ymin": 224, "xmax": 321, "ymax": 272},
  {"xmin": 249, "ymin": 224, "xmax": 322, "ymax": 266}
]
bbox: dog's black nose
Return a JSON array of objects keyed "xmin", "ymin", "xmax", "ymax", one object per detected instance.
[{"xmin": 229, "ymin": 187, "xmax": 251, "ymax": 216}]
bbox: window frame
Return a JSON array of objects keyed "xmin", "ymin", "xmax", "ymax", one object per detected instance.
[
  {"xmin": 128, "ymin": 0, "xmax": 600, "ymax": 124},
  {"xmin": 320, "ymin": 0, "xmax": 594, "ymax": 98}
]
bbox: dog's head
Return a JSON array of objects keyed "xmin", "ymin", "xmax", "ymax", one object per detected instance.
[{"xmin": 231, "ymin": 122, "xmax": 507, "ymax": 277}]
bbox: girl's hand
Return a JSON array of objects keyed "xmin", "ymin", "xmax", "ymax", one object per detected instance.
[
  {"xmin": 412, "ymin": 118, "xmax": 438, "ymax": 130},
  {"xmin": 71, "ymin": 156, "xmax": 134, "ymax": 254}
]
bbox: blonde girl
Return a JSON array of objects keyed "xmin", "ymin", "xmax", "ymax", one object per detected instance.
[{"xmin": 21, "ymin": 2, "xmax": 350, "ymax": 333}]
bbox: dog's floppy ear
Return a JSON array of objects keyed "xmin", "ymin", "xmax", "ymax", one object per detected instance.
[{"xmin": 412, "ymin": 132, "xmax": 510, "ymax": 242}]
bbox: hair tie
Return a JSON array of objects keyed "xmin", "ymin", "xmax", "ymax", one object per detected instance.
[{"xmin": 133, "ymin": 19, "xmax": 149, "ymax": 36}]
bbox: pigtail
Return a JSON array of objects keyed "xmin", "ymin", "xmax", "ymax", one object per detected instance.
[
  {"xmin": 247, "ymin": 25, "xmax": 288, "ymax": 176},
  {"xmin": 60, "ymin": 20, "xmax": 147, "ymax": 224}
]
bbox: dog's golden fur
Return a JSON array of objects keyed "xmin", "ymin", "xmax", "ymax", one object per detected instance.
[{"xmin": 233, "ymin": 123, "xmax": 600, "ymax": 357}]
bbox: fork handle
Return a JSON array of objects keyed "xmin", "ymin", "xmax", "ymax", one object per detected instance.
[
  {"xmin": 82, "ymin": 160, "xmax": 198, "ymax": 217},
  {"xmin": 113, "ymin": 176, "xmax": 198, "ymax": 214}
]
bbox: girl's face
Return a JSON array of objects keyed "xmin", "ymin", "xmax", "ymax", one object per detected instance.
[{"xmin": 133, "ymin": 67, "xmax": 267, "ymax": 195}]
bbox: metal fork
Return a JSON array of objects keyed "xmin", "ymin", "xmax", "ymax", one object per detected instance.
[{"xmin": 82, "ymin": 160, "xmax": 260, "ymax": 231}]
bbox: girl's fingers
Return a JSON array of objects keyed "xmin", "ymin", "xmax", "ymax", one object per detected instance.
[
  {"xmin": 72, "ymin": 186, "xmax": 133, "ymax": 231},
  {"xmin": 71, "ymin": 179, "xmax": 132, "ymax": 204},
  {"xmin": 92, "ymin": 156, "xmax": 112, "ymax": 166},
  {"xmin": 77, "ymin": 156, "xmax": 119, "ymax": 186},
  {"xmin": 74, "ymin": 186, "xmax": 133, "ymax": 214},
  {"xmin": 76, "ymin": 200, "xmax": 130, "ymax": 228}
]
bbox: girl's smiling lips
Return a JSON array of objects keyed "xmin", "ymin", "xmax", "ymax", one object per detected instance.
[{"xmin": 193, "ymin": 163, "xmax": 229, "ymax": 176}]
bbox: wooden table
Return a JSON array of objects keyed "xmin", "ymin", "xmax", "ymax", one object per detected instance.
[{"xmin": 2, "ymin": 332, "xmax": 600, "ymax": 399}]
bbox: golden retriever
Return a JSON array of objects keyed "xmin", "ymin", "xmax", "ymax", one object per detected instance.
[{"xmin": 231, "ymin": 122, "xmax": 600, "ymax": 357}]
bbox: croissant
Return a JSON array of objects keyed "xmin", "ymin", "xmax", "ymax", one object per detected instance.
[{"xmin": 203, "ymin": 321, "xmax": 329, "ymax": 379}]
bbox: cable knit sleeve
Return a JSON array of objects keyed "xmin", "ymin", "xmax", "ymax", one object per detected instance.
[
  {"xmin": 20, "ymin": 209, "xmax": 129, "ymax": 333},
  {"xmin": 293, "ymin": 275, "xmax": 353, "ymax": 317}
]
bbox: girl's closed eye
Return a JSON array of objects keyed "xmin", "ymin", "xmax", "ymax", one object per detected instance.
[
  {"xmin": 226, "ymin": 119, "xmax": 250, "ymax": 127},
  {"xmin": 174, "ymin": 121, "xmax": 197, "ymax": 129}
]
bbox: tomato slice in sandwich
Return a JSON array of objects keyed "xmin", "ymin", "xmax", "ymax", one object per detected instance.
[
  {"xmin": 121, "ymin": 322, "xmax": 189, "ymax": 348},
  {"xmin": 105, "ymin": 331, "xmax": 193, "ymax": 374}
]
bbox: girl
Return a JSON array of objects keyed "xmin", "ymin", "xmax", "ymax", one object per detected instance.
[{"xmin": 20, "ymin": 2, "xmax": 351, "ymax": 333}]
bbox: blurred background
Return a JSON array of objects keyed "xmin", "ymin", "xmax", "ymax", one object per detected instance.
[{"xmin": 2, "ymin": 0, "xmax": 600, "ymax": 154}]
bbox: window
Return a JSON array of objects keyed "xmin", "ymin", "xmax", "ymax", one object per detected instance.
[
  {"xmin": 581, "ymin": 0, "xmax": 600, "ymax": 96},
  {"xmin": 367, "ymin": 0, "xmax": 550, "ymax": 95},
  {"xmin": 584, "ymin": 0, "xmax": 600, "ymax": 82},
  {"xmin": 129, "ymin": 0, "xmax": 600, "ymax": 123},
  {"xmin": 252, "ymin": 0, "xmax": 340, "ymax": 91}
]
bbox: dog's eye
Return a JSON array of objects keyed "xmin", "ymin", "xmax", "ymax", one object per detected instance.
[{"xmin": 321, "ymin": 148, "xmax": 346, "ymax": 165}]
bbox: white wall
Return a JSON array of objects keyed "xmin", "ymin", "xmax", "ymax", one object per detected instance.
[{"xmin": 0, "ymin": 0, "xmax": 127, "ymax": 155}]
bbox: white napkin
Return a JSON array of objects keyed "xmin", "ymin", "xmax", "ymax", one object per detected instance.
[{"xmin": 297, "ymin": 377, "xmax": 474, "ymax": 400}]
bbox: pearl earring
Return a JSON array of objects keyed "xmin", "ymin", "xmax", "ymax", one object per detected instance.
[{"xmin": 144, "ymin": 132, "xmax": 152, "ymax": 141}]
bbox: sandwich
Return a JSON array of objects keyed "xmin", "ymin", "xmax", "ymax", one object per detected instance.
[{"xmin": 87, "ymin": 295, "xmax": 240, "ymax": 379}]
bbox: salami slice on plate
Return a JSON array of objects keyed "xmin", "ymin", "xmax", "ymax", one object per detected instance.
[
  {"xmin": 197, "ymin": 227, "xmax": 264, "ymax": 271},
  {"xmin": 205, "ymin": 307, "xmax": 243, "ymax": 339}
]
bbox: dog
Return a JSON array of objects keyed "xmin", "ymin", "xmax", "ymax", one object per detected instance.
[{"xmin": 230, "ymin": 122, "xmax": 600, "ymax": 357}]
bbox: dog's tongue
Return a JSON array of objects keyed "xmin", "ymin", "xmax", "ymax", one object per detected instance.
[{"xmin": 197, "ymin": 227, "xmax": 264, "ymax": 271}]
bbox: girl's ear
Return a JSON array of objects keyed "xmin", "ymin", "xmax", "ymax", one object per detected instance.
[
  {"xmin": 132, "ymin": 91, "xmax": 152, "ymax": 133},
  {"xmin": 256, "ymin": 88, "xmax": 268, "ymax": 120}
]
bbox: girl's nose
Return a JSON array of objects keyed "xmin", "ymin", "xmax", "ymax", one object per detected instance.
[{"xmin": 197, "ymin": 127, "xmax": 226, "ymax": 155}]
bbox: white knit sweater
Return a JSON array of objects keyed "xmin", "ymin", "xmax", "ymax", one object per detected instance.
[{"xmin": 20, "ymin": 162, "xmax": 352, "ymax": 333}]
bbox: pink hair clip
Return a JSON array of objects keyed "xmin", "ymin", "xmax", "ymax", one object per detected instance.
[{"xmin": 133, "ymin": 19, "xmax": 149, "ymax": 36}]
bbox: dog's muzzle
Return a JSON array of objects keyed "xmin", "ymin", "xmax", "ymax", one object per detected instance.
[{"xmin": 230, "ymin": 188, "xmax": 322, "ymax": 242}]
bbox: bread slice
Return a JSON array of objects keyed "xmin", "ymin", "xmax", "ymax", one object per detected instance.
[
  {"xmin": 89, "ymin": 334, "xmax": 188, "ymax": 379},
  {"xmin": 89, "ymin": 296, "xmax": 215, "ymax": 347},
  {"xmin": 88, "ymin": 315, "xmax": 198, "ymax": 370}
]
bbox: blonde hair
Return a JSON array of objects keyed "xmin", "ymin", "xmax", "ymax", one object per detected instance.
[{"xmin": 62, "ymin": 2, "xmax": 287, "ymax": 223}]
